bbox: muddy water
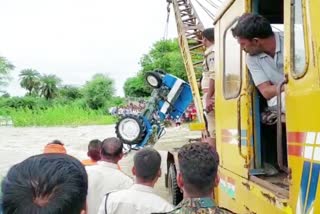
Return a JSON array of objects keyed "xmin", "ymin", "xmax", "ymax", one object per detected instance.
[{"xmin": 0, "ymin": 124, "xmax": 201, "ymax": 200}]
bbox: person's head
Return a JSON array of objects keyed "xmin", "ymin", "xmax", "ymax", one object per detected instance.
[
  {"xmin": 232, "ymin": 13, "xmax": 274, "ymax": 55},
  {"xmin": 100, "ymin": 137, "xmax": 123, "ymax": 163},
  {"xmin": 132, "ymin": 148, "xmax": 161, "ymax": 185},
  {"xmin": 177, "ymin": 143, "xmax": 219, "ymax": 198},
  {"xmin": 1, "ymin": 154, "xmax": 88, "ymax": 214},
  {"xmin": 43, "ymin": 140, "xmax": 67, "ymax": 154},
  {"xmin": 202, "ymin": 28, "xmax": 215, "ymax": 48},
  {"xmin": 87, "ymin": 139, "xmax": 102, "ymax": 161}
]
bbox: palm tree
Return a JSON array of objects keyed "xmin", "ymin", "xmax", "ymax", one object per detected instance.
[
  {"xmin": 0, "ymin": 56, "xmax": 15, "ymax": 88},
  {"xmin": 40, "ymin": 74, "xmax": 62, "ymax": 99},
  {"xmin": 19, "ymin": 69, "xmax": 41, "ymax": 95}
]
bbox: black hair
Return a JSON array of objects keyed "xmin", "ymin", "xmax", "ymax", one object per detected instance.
[
  {"xmin": 88, "ymin": 139, "xmax": 102, "ymax": 161},
  {"xmin": 48, "ymin": 140, "xmax": 64, "ymax": 146},
  {"xmin": 178, "ymin": 143, "xmax": 219, "ymax": 195},
  {"xmin": 202, "ymin": 28, "xmax": 215, "ymax": 42},
  {"xmin": 232, "ymin": 13, "xmax": 274, "ymax": 40},
  {"xmin": 134, "ymin": 148, "xmax": 161, "ymax": 181},
  {"xmin": 1, "ymin": 154, "xmax": 88, "ymax": 214},
  {"xmin": 101, "ymin": 137, "xmax": 123, "ymax": 159}
]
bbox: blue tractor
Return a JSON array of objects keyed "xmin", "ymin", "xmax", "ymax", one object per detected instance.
[{"xmin": 115, "ymin": 70, "xmax": 193, "ymax": 150}]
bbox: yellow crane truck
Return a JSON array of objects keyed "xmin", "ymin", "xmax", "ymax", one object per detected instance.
[{"xmin": 165, "ymin": 0, "xmax": 320, "ymax": 213}]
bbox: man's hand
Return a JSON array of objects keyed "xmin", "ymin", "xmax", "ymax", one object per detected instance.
[{"xmin": 205, "ymin": 96, "xmax": 214, "ymax": 113}]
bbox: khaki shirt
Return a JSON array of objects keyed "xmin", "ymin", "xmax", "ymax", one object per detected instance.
[
  {"xmin": 99, "ymin": 184, "xmax": 174, "ymax": 214},
  {"xmin": 162, "ymin": 197, "xmax": 234, "ymax": 214},
  {"xmin": 86, "ymin": 161, "xmax": 133, "ymax": 214},
  {"xmin": 201, "ymin": 45, "xmax": 215, "ymax": 91}
]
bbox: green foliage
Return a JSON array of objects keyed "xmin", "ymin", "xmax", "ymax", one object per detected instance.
[
  {"xmin": 1, "ymin": 105, "xmax": 116, "ymax": 127},
  {"xmin": 124, "ymin": 39, "xmax": 186, "ymax": 97},
  {"xmin": 1, "ymin": 92, "xmax": 10, "ymax": 98},
  {"xmin": 123, "ymin": 76, "xmax": 151, "ymax": 97},
  {"xmin": 139, "ymin": 39, "xmax": 186, "ymax": 80},
  {"xmin": 40, "ymin": 74, "xmax": 62, "ymax": 99},
  {"xmin": 106, "ymin": 96, "xmax": 125, "ymax": 107},
  {"xmin": 0, "ymin": 96, "xmax": 50, "ymax": 110},
  {"xmin": 83, "ymin": 73, "xmax": 115, "ymax": 109},
  {"xmin": 0, "ymin": 56, "xmax": 15, "ymax": 90},
  {"xmin": 59, "ymin": 85, "xmax": 83, "ymax": 100},
  {"xmin": 19, "ymin": 69, "xmax": 41, "ymax": 95}
]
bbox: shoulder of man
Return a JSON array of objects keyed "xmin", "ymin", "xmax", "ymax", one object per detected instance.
[
  {"xmin": 160, "ymin": 206, "xmax": 235, "ymax": 214},
  {"xmin": 204, "ymin": 45, "xmax": 214, "ymax": 56},
  {"xmin": 154, "ymin": 198, "xmax": 235, "ymax": 214}
]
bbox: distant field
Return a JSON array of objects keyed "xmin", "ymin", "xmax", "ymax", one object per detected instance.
[{"xmin": 0, "ymin": 105, "xmax": 117, "ymax": 127}]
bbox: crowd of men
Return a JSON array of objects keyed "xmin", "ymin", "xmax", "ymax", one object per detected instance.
[
  {"xmin": 0, "ymin": 138, "xmax": 232, "ymax": 214},
  {"xmin": 0, "ymin": 12, "xmax": 285, "ymax": 214}
]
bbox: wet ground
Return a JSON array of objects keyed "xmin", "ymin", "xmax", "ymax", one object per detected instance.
[{"xmin": 0, "ymin": 124, "xmax": 201, "ymax": 201}]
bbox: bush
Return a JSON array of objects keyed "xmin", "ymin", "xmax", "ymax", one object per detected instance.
[
  {"xmin": 83, "ymin": 74, "xmax": 115, "ymax": 110},
  {"xmin": 0, "ymin": 96, "xmax": 50, "ymax": 110},
  {"xmin": 3, "ymin": 105, "xmax": 117, "ymax": 127}
]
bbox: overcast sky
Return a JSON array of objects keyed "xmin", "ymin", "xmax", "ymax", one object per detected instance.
[{"xmin": 0, "ymin": 0, "xmax": 218, "ymax": 97}]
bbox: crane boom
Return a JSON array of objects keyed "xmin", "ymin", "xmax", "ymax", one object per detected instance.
[{"xmin": 167, "ymin": 0, "xmax": 206, "ymax": 129}]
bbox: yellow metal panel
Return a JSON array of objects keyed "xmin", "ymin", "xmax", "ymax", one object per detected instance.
[
  {"xmin": 188, "ymin": 122, "xmax": 206, "ymax": 131},
  {"xmin": 217, "ymin": 167, "xmax": 290, "ymax": 214},
  {"xmin": 284, "ymin": 0, "xmax": 320, "ymax": 213},
  {"xmin": 215, "ymin": 0, "xmax": 252, "ymax": 178}
]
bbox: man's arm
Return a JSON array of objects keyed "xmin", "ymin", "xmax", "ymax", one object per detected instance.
[
  {"xmin": 257, "ymin": 81, "xmax": 277, "ymax": 100},
  {"xmin": 246, "ymin": 56, "xmax": 279, "ymax": 100},
  {"xmin": 205, "ymin": 50, "xmax": 215, "ymax": 112},
  {"xmin": 205, "ymin": 79, "xmax": 215, "ymax": 112},
  {"xmin": 257, "ymin": 81, "xmax": 285, "ymax": 100}
]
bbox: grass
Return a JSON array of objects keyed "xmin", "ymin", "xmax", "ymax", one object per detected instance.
[{"xmin": 0, "ymin": 105, "xmax": 117, "ymax": 127}]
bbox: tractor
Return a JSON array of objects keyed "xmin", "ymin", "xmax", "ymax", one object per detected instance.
[{"xmin": 115, "ymin": 69, "xmax": 193, "ymax": 151}]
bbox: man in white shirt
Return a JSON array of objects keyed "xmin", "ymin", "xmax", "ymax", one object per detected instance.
[
  {"xmin": 86, "ymin": 137, "xmax": 133, "ymax": 214},
  {"xmin": 98, "ymin": 148, "xmax": 173, "ymax": 214},
  {"xmin": 232, "ymin": 13, "xmax": 285, "ymax": 113}
]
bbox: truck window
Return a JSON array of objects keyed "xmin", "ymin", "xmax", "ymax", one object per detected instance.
[
  {"xmin": 292, "ymin": 0, "xmax": 307, "ymax": 76},
  {"xmin": 223, "ymin": 22, "xmax": 242, "ymax": 99}
]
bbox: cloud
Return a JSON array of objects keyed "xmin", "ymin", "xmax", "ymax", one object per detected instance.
[{"xmin": 0, "ymin": 0, "xmax": 216, "ymax": 96}]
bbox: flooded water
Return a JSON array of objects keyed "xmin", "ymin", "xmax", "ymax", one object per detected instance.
[{"xmin": 0, "ymin": 124, "xmax": 201, "ymax": 200}]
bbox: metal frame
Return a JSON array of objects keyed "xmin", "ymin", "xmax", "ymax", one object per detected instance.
[{"xmin": 169, "ymin": 0, "xmax": 206, "ymax": 125}]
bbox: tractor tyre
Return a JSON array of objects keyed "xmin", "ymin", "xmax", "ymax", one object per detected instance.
[
  {"xmin": 145, "ymin": 71, "xmax": 162, "ymax": 88},
  {"xmin": 115, "ymin": 114, "xmax": 146, "ymax": 145},
  {"xmin": 168, "ymin": 163, "xmax": 183, "ymax": 205}
]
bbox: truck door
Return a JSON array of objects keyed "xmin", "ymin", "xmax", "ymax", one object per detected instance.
[
  {"xmin": 215, "ymin": 0, "xmax": 252, "ymax": 178},
  {"xmin": 285, "ymin": 0, "xmax": 320, "ymax": 213}
]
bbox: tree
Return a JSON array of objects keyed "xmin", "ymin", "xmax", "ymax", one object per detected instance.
[
  {"xmin": 139, "ymin": 39, "xmax": 187, "ymax": 80},
  {"xmin": 123, "ymin": 76, "xmax": 151, "ymax": 97},
  {"xmin": 40, "ymin": 74, "xmax": 62, "ymax": 99},
  {"xmin": 123, "ymin": 39, "xmax": 188, "ymax": 98},
  {"xmin": 83, "ymin": 73, "xmax": 115, "ymax": 109},
  {"xmin": 0, "ymin": 56, "xmax": 15, "ymax": 92},
  {"xmin": 59, "ymin": 85, "xmax": 83, "ymax": 100},
  {"xmin": 19, "ymin": 69, "xmax": 41, "ymax": 95}
]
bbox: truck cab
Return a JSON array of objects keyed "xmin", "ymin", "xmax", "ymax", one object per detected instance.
[
  {"xmin": 167, "ymin": 0, "xmax": 320, "ymax": 213},
  {"xmin": 214, "ymin": 0, "xmax": 320, "ymax": 213}
]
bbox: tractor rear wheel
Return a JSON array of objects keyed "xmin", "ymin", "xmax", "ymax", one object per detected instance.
[
  {"xmin": 115, "ymin": 114, "xmax": 146, "ymax": 145},
  {"xmin": 168, "ymin": 163, "xmax": 183, "ymax": 205}
]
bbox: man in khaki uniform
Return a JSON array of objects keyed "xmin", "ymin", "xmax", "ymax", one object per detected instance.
[
  {"xmin": 161, "ymin": 143, "xmax": 234, "ymax": 214},
  {"xmin": 201, "ymin": 28, "xmax": 216, "ymax": 148}
]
